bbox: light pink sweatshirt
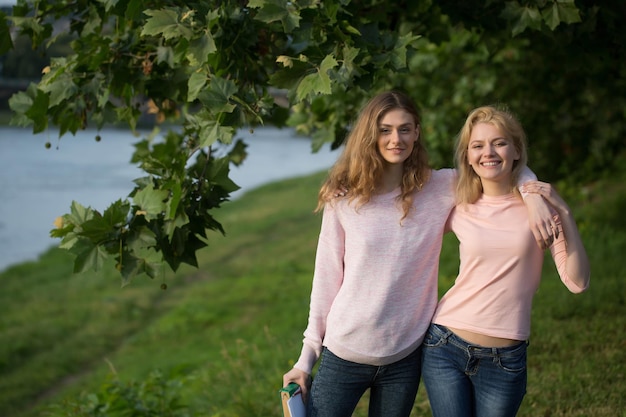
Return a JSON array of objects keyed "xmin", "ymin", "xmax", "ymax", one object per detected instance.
[
  {"xmin": 432, "ymin": 193, "xmax": 588, "ymax": 341},
  {"xmin": 294, "ymin": 169, "xmax": 457, "ymax": 374}
]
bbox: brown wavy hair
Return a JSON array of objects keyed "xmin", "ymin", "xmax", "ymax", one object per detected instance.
[{"xmin": 316, "ymin": 91, "xmax": 431, "ymax": 219}]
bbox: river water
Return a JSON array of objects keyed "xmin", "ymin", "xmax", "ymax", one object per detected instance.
[{"xmin": 0, "ymin": 126, "xmax": 338, "ymax": 272}]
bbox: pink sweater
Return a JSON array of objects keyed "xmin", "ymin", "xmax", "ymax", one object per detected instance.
[
  {"xmin": 294, "ymin": 169, "xmax": 457, "ymax": 374},
  {"xmin": 432, "ymin": 193, "xmax": 588, "ymax": 341}
]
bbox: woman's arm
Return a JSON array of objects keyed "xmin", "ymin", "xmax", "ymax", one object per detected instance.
[
  {"xmin": 284, "ymin": 204, "xmax": 345, "ymax": 401},
  {"xmin": 517, "ymin": 166, "xmax": 559, "ymax": 250},
  {"xmin": 522, "ymin": 181, "xmax": 591, "ymax": 290}
]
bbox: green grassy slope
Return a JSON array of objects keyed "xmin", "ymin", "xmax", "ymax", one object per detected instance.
[{"xmin": 1, "ymin": 166, "xmax": 624, "ymax": 416}]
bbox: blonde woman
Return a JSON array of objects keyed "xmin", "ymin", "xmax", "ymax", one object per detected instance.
[{"xmin": 421, "ymin": 105, "xmax": 590, "ymax": 417}]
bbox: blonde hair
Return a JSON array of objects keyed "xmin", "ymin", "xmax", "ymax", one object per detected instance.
[
  {"xmin": 454, "ymin": 105, "xmax": 528, "ymax": 204},
  {"xmin": 316, "ymin": 91, "xmax": 431, "ymax": 219}
]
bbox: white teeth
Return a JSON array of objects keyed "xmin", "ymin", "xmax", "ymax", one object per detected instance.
[{"xmin": 482, "ymin": 162, "xmax": 499, "ymax": 166}]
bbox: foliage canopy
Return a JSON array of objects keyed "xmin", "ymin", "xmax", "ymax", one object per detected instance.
[{"xmin": 1, "ymin": 0, "xmax": 624, "ymax": 284}]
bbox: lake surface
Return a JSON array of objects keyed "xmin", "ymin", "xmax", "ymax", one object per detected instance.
[{"xmin": 0, "ymin": 126, "xmax": 338, "ymax": 272}]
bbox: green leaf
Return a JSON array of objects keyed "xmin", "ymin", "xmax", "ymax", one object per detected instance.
[
  {"xmin": 156, "ymin": 46, "xmax": 175, "ymax": 67},
  {"xmin": 119, "ymin": 248, "xmax": 163, "ymax": 285},
  {"xmin": 68, "ymin": 201, "xmax": 96, "ymax": 225},
  {"xmin": 78, "ymin": 213, "xmax": 108, "ymax": 241},
  {"xmin": 197, "ymin": 119, "xmax": 235, "ymax": 148},
  {"xmin": 211, "ymin": 156, "xmax": 240, "ymax": 193},
  {"xmin": 187, "ymin": 33, "xmax": 217, "ymax": 66},
  {"xmin": 268, "ymin": 60, "xmax": 311, "ymax": 89},
  {"xmin": 312, "ymin": 126, "xmax": 334, "ymax": 153},
  {"xmin": 127, "ymin": 225, "xmax": 158, "ymax": 253},
  {"xmin": 8, "ymin": 15, "xmax": 45, "ymax": 35},
  {"xmin": 296, "ymin": 54, "xmax": 337, "ymax": 101},
  {"xmin": 8, "ymin": 89, "xmax": 34, "ymax": 115},
  {"xmin": 296, "ymin": 73, "xmax": 319, "ymax": 101},
  {"xmin": 164, "ymin": 213, "xmax": 190, "ymax": 241},
  {"xmin": 247, "ymin": 0, "xmax": 266, "ymax": 8},
  {"xmin": 141, "ymin": 9, "xmax": 193, "ymax": 40},
  {"xmin": 227, "ymin": 139, "xmax": 248, "ymax": 167},
  {"xmin": 319, "ymin": 54, "xmax": 339, "ymax": 78},
  {"xmin": 25, "ymin": 89, "xmax": 50, "ymax": 133},
  {"xmin": 58, "ymin": 234, "xmax": 80, "ymax": 250},
  {"xmin": 187, "ymin": 71, "xmax": 207, "ymax": 102},
  {"xmin": 166, "ymin": 181, "xmax": 183, "ymax": 219},
  {"xmin": 197, "ymin": 76, "xmax": 237, "ymax": 113},
  {"xmin": 542, "ymin": 4, "xmax": 561, "ymax": 30},
  {"xmin": 73, "ymin": 243, "xmax": 109, "ymax": 273},
  {"xmin": 103, "ymin": 200, "xmax": 131, "ymax": 227},
  {"xmin": 162, "ymin": 228, "xmax": 206, "ymax": 271},
  {"xmin": 557, "ymin": 3, "xmax": 581, "ymax": 24},
  {"xmin": 339, "ymin": 45, "xmax": 360, "ymax": 75},
  {"xmin": 133, "ymin": 183, "xmax": 169, "ymax": 220},
  {"xmin": 40, "ymin": 72, "xmax": 77, "ymax": 107},
  {"xmin": 390, "ymin": 33, "xmax": 420, "ymax": 70},
  {"xmin": 250, "ymin": 0, "xmax": 301, "ymax": 33},
  {"xmin": 115, "ymin": 106, "xmax": 140, "ymax": 131},
  {"xmin": 502, "ymin": 2, "xmax": 542, "ymax": 36},
  {"xmin": 544, "ymin": 0, "xmax": 581, "ymax": 27},
  {"xmin": 80, "ymin": 6, "xmax": 102, "ymax": 36},
  {"xmin": 50, "ymin": 221, "xmax": 74, "ymax": 239},
  {"xmin": 77, "ymin": 201, "xmax": 128, "ymax": 246},
  {"xmin": 9, "ymin": 87, "xmax": 39, "ymax": 128},
  {"xmin": 282, "ymin": 2, "xmax": 301, "ymax": 33}
]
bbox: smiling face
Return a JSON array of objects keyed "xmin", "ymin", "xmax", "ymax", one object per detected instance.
[
  {"xmin": 376, "ymin": 109, "xmax": 419, "ymax": 166},
  {"xmin": 467, "ymin": 122, "xmax": 520, "ymax": 195}
]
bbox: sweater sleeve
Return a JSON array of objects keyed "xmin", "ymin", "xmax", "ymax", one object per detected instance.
[
  {"xmin": 548, "ymin": 216, "xmax": 589, "ymax": 293},
  {"xmin": 293, "ymin": 203, "xmax": 345, "ymax": 374},
  {"xmin": 517, "ymin": 166, "xmax": 537, "ymax": 200}
]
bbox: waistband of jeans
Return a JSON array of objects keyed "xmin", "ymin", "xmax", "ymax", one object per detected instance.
[{"xmin": 430, "ymin": 324, "xmax": 528, "ymax": 356}]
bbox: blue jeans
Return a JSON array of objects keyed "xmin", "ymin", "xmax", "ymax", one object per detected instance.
[
  {"xmin": 308, "ymin": 346, "xmax": 421, "ymax": 417},
  {"xmin": 421, "ymin": 324, "xmax": 528, "ymax": 417}
]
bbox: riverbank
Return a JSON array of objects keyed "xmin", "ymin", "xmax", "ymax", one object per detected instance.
[{"xmin": 0, "ymin": 125, "xmax": 337, "ymax": 271}]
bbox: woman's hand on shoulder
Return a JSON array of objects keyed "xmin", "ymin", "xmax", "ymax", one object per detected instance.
[
  {"xmin": 334, "ymin": 186, "xmax": 348, "ymax": 197},
  {"xmin": 520, "ymin": 182, "xmax": 558, "ymax": 250},
  {"xmin": 521, "ymin": 181, "xmax": 571, "ymax": 217},
  {"xmin": 322, "ymin": 186, "xmax": 348, "ymax": 198}
]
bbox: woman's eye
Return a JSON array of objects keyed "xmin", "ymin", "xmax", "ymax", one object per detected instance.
[{"xmin": 400, "ymin": 128, "xmax": 411, "ymax": 134}]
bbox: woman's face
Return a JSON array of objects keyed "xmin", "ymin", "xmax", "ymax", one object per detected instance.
[
  {"xmin": 467, "ymin": 122, "xmax": 520, "ymax": 195},
  {"xmin": 376, "ymin": 109, "xmax": 418, "ymax": 166}
]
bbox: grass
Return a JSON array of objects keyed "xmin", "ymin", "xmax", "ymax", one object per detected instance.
[{"xmin": 0, "ymin": 166, "xmax": 624, "ymax": 416}]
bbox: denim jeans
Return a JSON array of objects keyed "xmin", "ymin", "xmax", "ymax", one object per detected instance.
[
  {"xmin": 421, "ymin": 324, "xmax": 528, "ymax": 417},
  {"xmin": 308, "ymin": 346, "xmax": 421, "ymax": 417}
]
